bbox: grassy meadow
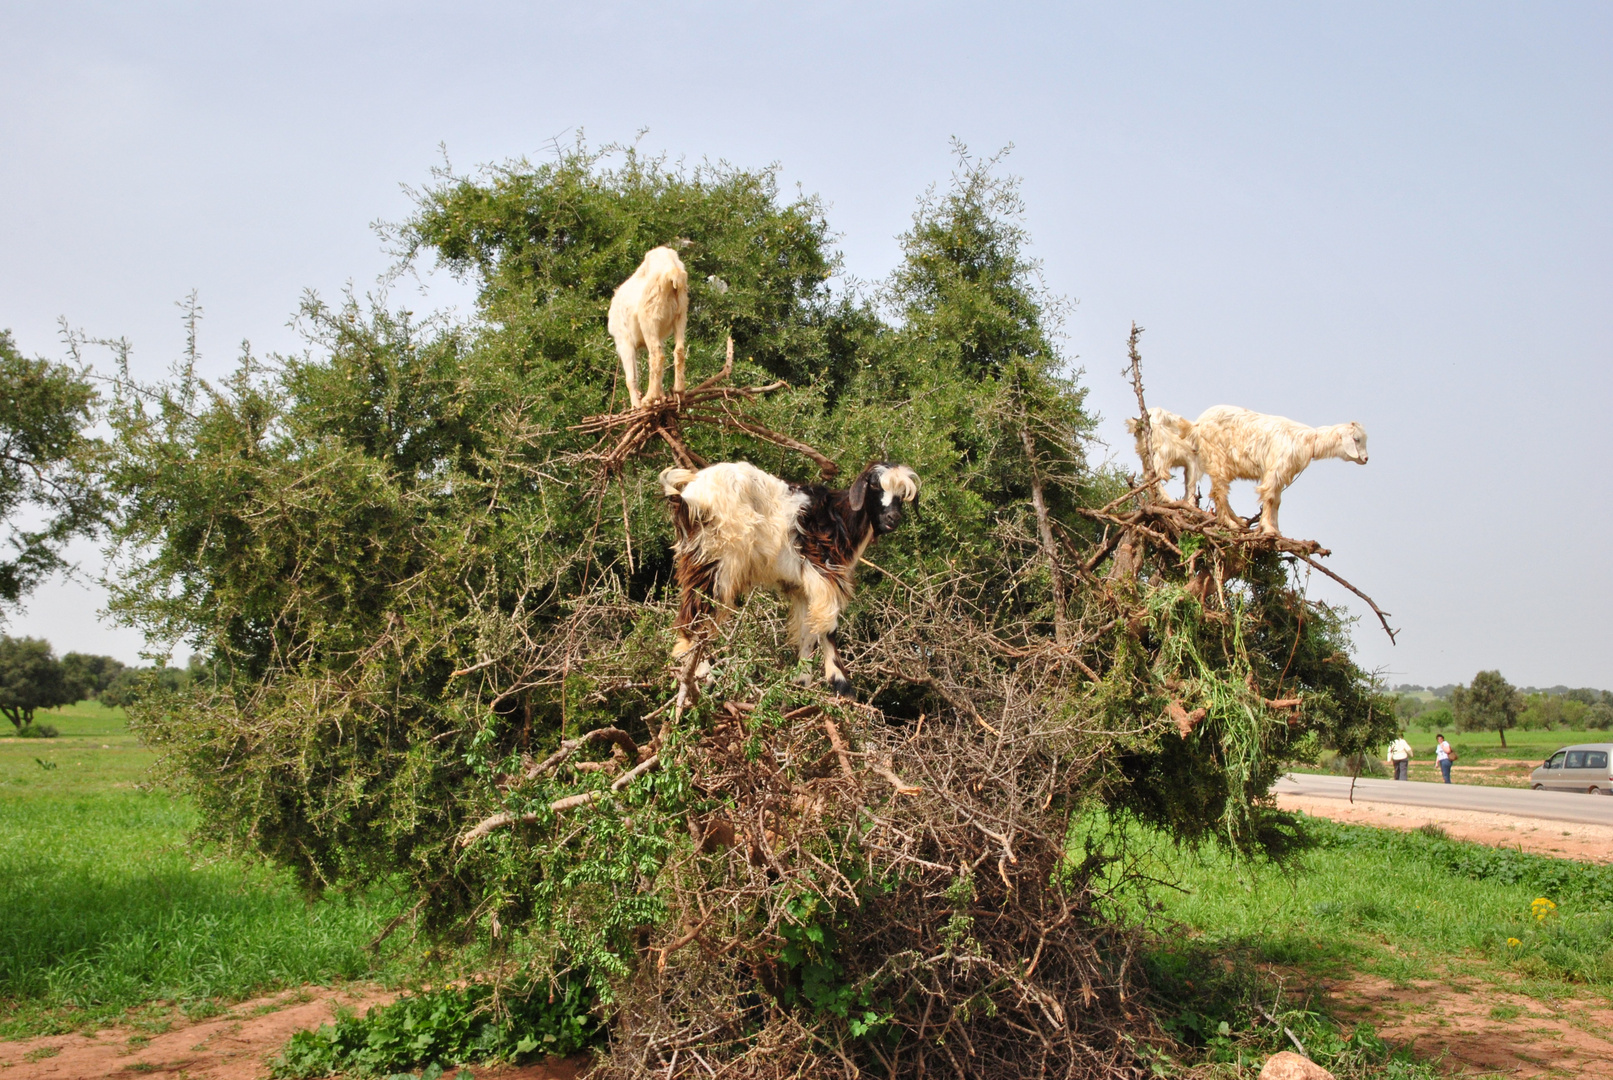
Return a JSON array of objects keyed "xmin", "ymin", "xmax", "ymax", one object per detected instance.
[
  {"xmin": 0, "ymin": 703, "xmax": 410, "ymax": 1038},
  {"xmin": 1092, "ymin": 811, "xmax": 1613, "ymax": 1074}
]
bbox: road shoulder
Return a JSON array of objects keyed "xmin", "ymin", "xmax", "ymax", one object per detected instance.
[{"xmin": 1274, "ymin": 793, "xmax": 1613, "ymax": 863}]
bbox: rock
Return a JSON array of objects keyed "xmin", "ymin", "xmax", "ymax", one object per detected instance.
[{"xmin": 1259, "ymin": 1051, "xmax": 1335, "ymax": 1080}]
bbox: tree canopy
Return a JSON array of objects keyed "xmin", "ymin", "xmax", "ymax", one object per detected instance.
[
  {"xmin": 102, "ymin": 143, "xmax": 1393, "ymax": 1077},
  {"xmin": 1453, "ymin": 669, "xmax": 1522, "ymax": 747},
  {"xmin": 0, "ymin": 330, "xmax": 102, "ymax": 612},
  {"xmin": 0, "ymin": 635, "xmax": 78, "ymax": 731}
]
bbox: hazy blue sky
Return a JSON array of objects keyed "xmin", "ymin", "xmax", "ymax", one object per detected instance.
[{"xmin": 3, "ymin": 2, "xmax": 1609, "ymax": 687}]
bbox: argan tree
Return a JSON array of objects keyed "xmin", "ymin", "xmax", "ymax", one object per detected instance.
[
  {"xmin": 0, "ymin": 330, "xmax": 102, "ymax": 612},
  {"xmin": 105, "ymin": 143, "xmax": 1393, "ymax": 1078},
  {"xmin": 1453, "ymin": 669, "xmax": 1522, "ymax": 747},
  {"xmin": 0, "ymin": 635, "xmax": 78, "ymax": 732}
]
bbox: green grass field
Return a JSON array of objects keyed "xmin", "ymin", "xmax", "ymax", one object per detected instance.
[
  {"xmin": 0, "ymin": 704, "xmax": 409, "ymax": 1038},
  {"xmin": 1105, "ymin": 817, "xmax": 1613, "ymax": 988},
  {"xmin": 1097, "ymin": 812, "xmax": 1613, "ymax": 1076}
]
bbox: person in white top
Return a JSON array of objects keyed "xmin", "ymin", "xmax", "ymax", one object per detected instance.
[
  {"xmin": 1435, "ymin": 733, "xmax": 1454, "ymax": 784},
  {"xmin": 1387, "ymin": 734, "xmax": 1413, "ymax": 781}
]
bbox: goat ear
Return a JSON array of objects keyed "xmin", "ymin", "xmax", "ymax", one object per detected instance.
[{"xmin": 848, "ymin": 475, "xmax": 869, "ymax": 513}]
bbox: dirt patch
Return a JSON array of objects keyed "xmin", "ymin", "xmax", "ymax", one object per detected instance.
[
  {"xmin": 1274, "ymin": 794, "xmax": 1613, "ymax": 863},
  {"xmin": 0, "ymin": 986, "xmax": 586, "ymax": 1080},
  {"xmin": 1327, "ymin": 970, "xmax": 1613, "ymax": 1077}
]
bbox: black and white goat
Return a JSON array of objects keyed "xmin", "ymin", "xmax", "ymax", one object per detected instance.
[{"xmin": 660, "ymin": 460, "xmax": 920, "ymax": 696}]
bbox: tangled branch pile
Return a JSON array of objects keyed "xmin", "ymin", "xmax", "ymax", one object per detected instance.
[{"xmin": 103, "ymin": 142, "xmax": 1395, "ymax": 1077}]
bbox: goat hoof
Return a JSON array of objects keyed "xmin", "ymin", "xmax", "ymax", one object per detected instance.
[
  {"xmin": 791, "ymin": 669, "xmax": 813, "ymax": 687},
  {"xmin": 829, "ymin": 675, "xmax": 854, "ymax": 699}
]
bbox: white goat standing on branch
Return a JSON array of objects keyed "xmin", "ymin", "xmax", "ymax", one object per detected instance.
[
  {"xmin": 1192, "ymin": 405, "xmax": 1368, "ymax": 535},
  {"xmin": 661, "ymin": 461, "xmax": 920, "ymax": 697},
  {"xmin": 1126, "ymin": 406, "xmax": 1203, "ymax": 503},
  {"xmin": 608, "ymin": 246, "xmax": 689, "ymax": 408}
]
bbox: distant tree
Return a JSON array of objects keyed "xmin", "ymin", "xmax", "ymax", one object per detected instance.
[
  {"xmin": 98, "ymin": 662, "xmax": 190, "ymax": 708},
  {"xmin": 1393, "ymin": 694, "xmax": 1427, "ymax": 721},
  {"xmin": 1452, "ymin": 670, "xmax": 1522, "ymax": 748},
  {"xmin": 1519, "ymin": 692, "xmax": 1588, "ymax": 731},
  {"xmin": 1587, "ymin": 702, "xmax": 1613, "ymax": 731},
  {"xmin": 0, "ymin": 635, "xmax": 78, "ymax": 732},
  {"xmin": 0, "ymin": 330, "xmax": 103, "ymax": 614},
  {"xmin": 60, "ymin": 652, "xmax": 128, "ymax": 701},
  {"xmin": 1414, "ymin": 704, "xmax": 1452, "ymax": 732}
]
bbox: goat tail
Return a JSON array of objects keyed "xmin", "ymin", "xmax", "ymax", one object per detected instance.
[
  {"xmin": 660, "ymin": 467, "xmax": 698, "ymax": 497},
  {"xmin": 641, "ymin": 261, "xmax": 688, "ymax": 328}
]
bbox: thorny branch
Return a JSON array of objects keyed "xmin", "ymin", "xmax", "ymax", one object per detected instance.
[{"xmin": 571, "ymin": 337, "xmax": 839, "ymax": 480}]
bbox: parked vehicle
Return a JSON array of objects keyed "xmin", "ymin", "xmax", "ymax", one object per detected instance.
[{"xmin": 1530, "ymin": 743, "xmax": 1613, "ymax": 794}]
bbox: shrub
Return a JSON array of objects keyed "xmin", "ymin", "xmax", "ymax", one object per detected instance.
[
  {"xmin": 272, "ymin": 981, "xmax": 598, "ymax": 1078},
  {"xmin": 1321, "ymin": 750, "xmax": 1387, "ymax": 778},
  {"xmin": 16, "ymin": 723, "xmax": 58, "ymax": 739}
]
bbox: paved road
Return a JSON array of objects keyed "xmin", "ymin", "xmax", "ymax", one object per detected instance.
[{"xmin": 1275, "ymin": 772, "xmax": 1613, "ymax": 827}]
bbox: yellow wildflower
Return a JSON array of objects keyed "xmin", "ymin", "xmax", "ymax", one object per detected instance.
[
  {"xmin": 1530, "ymin": 897, "xmax": 1557, "ymax": 921},
  {"xmin": 1507, "ymin": 937, "xmax": 1521, "ymax": 947}
]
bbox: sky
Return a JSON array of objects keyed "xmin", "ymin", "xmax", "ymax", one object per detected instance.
[{"xmin": 2, "ymin": 1, "xmax": 1609, "ymax": 687}]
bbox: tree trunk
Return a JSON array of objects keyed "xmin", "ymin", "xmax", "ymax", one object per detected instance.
[{"xmin": 1019, "ymin": 427, "xmax": 1068, "ymax": 645}]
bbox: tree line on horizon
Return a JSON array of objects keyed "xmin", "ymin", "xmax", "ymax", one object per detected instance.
[
  {"xmin": 1393, "ymin": 672, "xmax": 1613, "ymax": 745},
  {"xmin": 0, "ymin": 633, "xmax": 196, "ymax": 734}
]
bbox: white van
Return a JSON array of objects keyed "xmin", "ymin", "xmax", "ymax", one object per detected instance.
[{"xmin": 1530, "ymin": 743, "xmax": 1613, "ymax": 795}]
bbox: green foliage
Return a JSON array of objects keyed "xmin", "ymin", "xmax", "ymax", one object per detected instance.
[
  {"xmin": 17, "ymin": 724, "xmax": 58, "ymax": 739},
  {"xmin": 271, "ymin": 981, "xmax": 598, "ymax": 1078},
  {"xmin": 1095, "ymin": 556, "xmax": 1395, "ymax": 852},
  {"xmin": 0, "ymin": 330, "xmax": 103, "ymax": 611},
  {"xmin": 775, "ymin": 894, "xmax": 890, "ymax": 1039},
  {"xmin": 1452, "ymin": 669, "xmax": 1521, "ymax": 747},
  {"xmin": 59, "ymin": 653, "xmax": 128, "ymax": 702},
  {"xmin": 0, "ymin": 636, "xmax": 79, "ymax": 732},
  {"xmin": 1411, "ymin": 703, "xmax": 1452, "ymax": 733}
]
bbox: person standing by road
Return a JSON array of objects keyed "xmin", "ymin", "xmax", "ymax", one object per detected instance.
[
  {"xmin": 1387, "ymin": 733, "xmax": 1413, "ymax": 781},
  {"xmin": 1435, "ymin": 733, "xmax": 1454, "ymax": 784}
]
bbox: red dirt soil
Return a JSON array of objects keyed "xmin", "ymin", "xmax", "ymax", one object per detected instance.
[
  {"xmin": 1329, "ymin": 971, "xmax": 1613, "ymax": 1077},
  {"xmin": 0, "ymin": 985, "xmax": 586, "ymax": 1080}
]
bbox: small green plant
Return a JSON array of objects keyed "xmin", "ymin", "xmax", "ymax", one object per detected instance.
[
  {"xmin": 19, "ymin": 724, "xmax": 59, "ymax": 739},
  {"xmin": 33, "ymin": 757, "xmax": 56, "ymax": 769},
  {"xmin": 271, "ymin": 980, "xmax": 598, "ymax": 1078},
  {"xmin": 775, "ymin": 894, "xmax": 892, "ymax": 1040}
]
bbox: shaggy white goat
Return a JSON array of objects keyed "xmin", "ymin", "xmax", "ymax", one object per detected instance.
[
  {"xmin": 660, "ymin": 460, "xmax": 920, "ymax": 696},
  {"xmin": 1192, "ymin": 405, "xmax": 1368, "ymax": 535},
  {"xmin": 608, "ymin": 246, "xmax": 689, "ymax": 408},
  {"xmin": 1125, "ymin": 406, "xmax": 1202, "ymax": 503}
]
